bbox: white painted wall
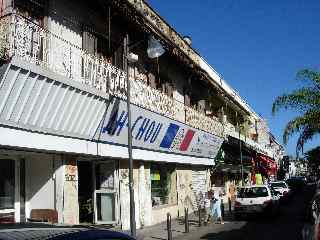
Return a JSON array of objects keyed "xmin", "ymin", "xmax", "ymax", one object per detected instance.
[{"xmin": 25, "ymin": 154, "xmax": 55, "ymax": 218}]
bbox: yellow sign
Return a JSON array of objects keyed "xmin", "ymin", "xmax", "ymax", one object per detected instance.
[
  {"xmin": 151, "ymin": 171, "xmax": 160, "ymax": 181},
  {"xmin": 255, "ymin": 174, "xmax": 263, "ymax": 185}
]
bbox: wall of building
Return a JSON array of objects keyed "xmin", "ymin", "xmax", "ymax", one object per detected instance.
[
  {"xmin": 24, "ymin": 152, "xmax": 77, "ymax": 225},
  {"xmin": 137, "ymin": 161, "xmax": 152, "ymax": 227},
  {"xmin": 25, "ymin": 153, "xmax": 56, "ymax": 219},
  {"xmin": 63, "ymin": 156, "xmax": 79, "ymax": 225},
  {"xmin": 176, "ymin": 166, "xmax": 196, "ymax": 215},
  {"xmin": 119, "ymin": 160, "xmax": 141, "ymax": 230},
  {"xmin": 119, "ymin": 160, "xmax": 211, "ymax": 229}
]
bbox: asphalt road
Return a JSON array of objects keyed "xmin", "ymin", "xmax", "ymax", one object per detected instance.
[{"xmin": 175, "ymin": 184, "xmax": 315, "ymax": 240}]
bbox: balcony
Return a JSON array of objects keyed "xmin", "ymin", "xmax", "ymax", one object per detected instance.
[
  {"xmin": 223, "ymin": 122, "xmax": 274, "ymax": 157},
  {"xmin": 0, "ymin": 13, "xmax": 224, "ymax": 138}
]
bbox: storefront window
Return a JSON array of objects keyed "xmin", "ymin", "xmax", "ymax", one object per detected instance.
[
  {"xmin": 151, "ymin": 163, "xmax": 177, "ymax": 207},
  {"xmin": 0, "ymin": 159, "xmax": 15, "ymax": 210},
  {"xmin": 95, "ymin": 161, "xmax": 114, "ymax": 190}
]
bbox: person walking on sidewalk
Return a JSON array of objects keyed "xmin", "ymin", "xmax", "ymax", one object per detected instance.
[
  {"xmin": 210, "ymin": 190, "xmax": 224, "ymax": 224},
  {"xmin": 203, "ymin": 191, "xmax": 211, "ymax": 224}
]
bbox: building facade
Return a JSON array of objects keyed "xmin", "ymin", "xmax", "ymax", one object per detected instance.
[{"xmin": 0, "ymin": 0, "xmax": 283, "ymax": 229}]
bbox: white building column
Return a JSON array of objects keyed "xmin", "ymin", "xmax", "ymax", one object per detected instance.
[
  {"xmin": 14, "ymin": 159, "xmax": 20, "ymax": 223},
  {"xmin": 138, "ymin": 161, "xmax": 152, "ymax": 227},
  {"xmin": 62, "ymin": 156, "xmax": 79, "ymax": 225},
  {"xmin": 54, "ymin": 156, "xmax": 64, "ymax": 224}
]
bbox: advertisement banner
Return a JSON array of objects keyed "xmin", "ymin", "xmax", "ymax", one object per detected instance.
[{"xmin": 95, "ymin": 98, "xmax": 224, "ymax": 159}]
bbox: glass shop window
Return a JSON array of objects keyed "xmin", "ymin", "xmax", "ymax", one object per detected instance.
[
  {"xmin": 0, "ymin": 159, "xmax": 15, "ymax": 210},
  {"xmin": 151, "ymin": 163, "xmax": 177, "ymax": 207}
]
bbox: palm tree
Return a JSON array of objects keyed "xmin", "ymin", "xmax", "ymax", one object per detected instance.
[{"xmin": 272, "ymin": 69, "xmax": 320, "ymax": 154}]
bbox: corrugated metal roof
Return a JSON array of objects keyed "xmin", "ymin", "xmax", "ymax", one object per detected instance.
[{"xmin": 0, "ymin": 61, "xmax": 107, "ymax": 140}]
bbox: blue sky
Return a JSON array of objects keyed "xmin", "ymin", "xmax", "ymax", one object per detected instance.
[{"xmin": 148, "ymin": 0, "xmax": 320, "ymax": 156}]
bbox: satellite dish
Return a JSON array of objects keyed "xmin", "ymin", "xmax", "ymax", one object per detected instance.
[{"xmin": 147, "ymin": 36, "xmax": 165, "ymax": 59}]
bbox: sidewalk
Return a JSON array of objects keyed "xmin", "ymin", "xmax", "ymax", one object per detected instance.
[{"xmin": 135, "ymin": 208, "xmax": 234, "ymax": 240}]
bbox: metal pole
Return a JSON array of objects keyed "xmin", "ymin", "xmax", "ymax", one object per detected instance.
[
  {"xmin": 125, "ymin": 33, "xmax": 136, "ymax": 237},
  {"xmin": 198, "ymin": 206, "xmax": 201, "ymax": 227},
  {"xmin": 185, "ymin": 207, "xmax": 189, "ymax": 233},
  {"xmin": 239, "ymin": 127, "xmax": 244, "ymax": 186},
  {"xmin": 167, "ymin": 213, "xmax": 172, "ymax": 240},
  {"xmin": 221, "ymin": 198, "xmax": 225, "ymax": 218}
]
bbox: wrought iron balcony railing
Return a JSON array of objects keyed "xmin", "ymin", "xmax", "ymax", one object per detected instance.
[
  {"xmin": 0, "ymin": 13, "xmax": 225, "ymax": 137},
  {"xmin": 0, "ymin": 13, "xmax": 128, "ymax": 98}
]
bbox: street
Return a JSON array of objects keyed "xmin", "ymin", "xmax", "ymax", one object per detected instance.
[{"xmin": 175, "ymin": 184, "xmax": 315, "ymax": 240}]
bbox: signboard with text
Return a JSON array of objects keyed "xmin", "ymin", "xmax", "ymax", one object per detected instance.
[{"xmin": 95, "ymin": 98, "xmax": 224, "ymax": 159}]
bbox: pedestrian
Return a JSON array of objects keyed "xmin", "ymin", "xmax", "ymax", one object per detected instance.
[
  {"xmin": 203, "ymin": 191, "xmax": 211, "ymax": 224},
  {"xmin": 220, "ymin": 191, "xmax": 225, "ymax": 219},
  {"xmin": 210, "ymin": 189, "xmax": 224, "ymax": 224}
]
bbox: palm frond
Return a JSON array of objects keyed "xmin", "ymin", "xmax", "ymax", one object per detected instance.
[
  {"xmin": 282, "ymin": 110, "xmax": 320, "ymax": 145},
  {"xmin": 272, "ymin": 87, "xmax": 320, "ymax": 115},
  {"xmin": 297, "ymin": 69, "xmax": 320, "ymax": 87},
  {"xmin": 296, "ymin": 126, "xmax": 320, "ymax": 156},
  {"xmin": 273, "ymin": 68, "xmax": 320, "ymax": 155}
]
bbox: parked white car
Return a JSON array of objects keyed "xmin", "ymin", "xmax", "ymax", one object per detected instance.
[
  {"xmin": 234, "ymin": 185, "xmax": 280, "ymax": 219},
  {"xmin": 270, "ymin": 181, "xmax": 291, "ymax": 200}
]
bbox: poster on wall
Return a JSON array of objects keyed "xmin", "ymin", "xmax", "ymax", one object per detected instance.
[{"xmin": 94, "ymin": 97, "xmax": 224, "ymax": 159}]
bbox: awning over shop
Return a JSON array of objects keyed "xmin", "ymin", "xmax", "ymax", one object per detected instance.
[
  {"xmin": 255, "ymin": 153, "xmax": 277, "ymax": 176},
  {"xmin": 213, "ymin": 163, "xmax": 251, "ymax": 174},
  {"xmin": 221, "ymin": 136, "xmax": 256, "ymax": 165}
]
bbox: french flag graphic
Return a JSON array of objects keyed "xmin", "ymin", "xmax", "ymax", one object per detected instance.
[
  {"xmin": 179, "ymin": 129, "xmax": 195, "ymax": 151},
  {"xmin": 160, "ymin": 123, "xmax": 180, "ymax": 149},
  {"xmin": 160, "ymin": 123, "xmax": 195, "ymax": 151}
]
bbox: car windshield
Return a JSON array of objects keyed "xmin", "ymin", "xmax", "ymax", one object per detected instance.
[
  {"xmin": 271, "ymin": 182, "xmax": 287, "ymax": 188},
  {"xmin": 238, "ymin": 187, "xmax": 269, "ymax": 198}
]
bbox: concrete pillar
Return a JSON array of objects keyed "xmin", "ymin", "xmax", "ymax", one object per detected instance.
[
  {"xmin": 138, "ymin": 161, "xmax": 152, "ymax": 227},
  {"xmin": 133, "ymin": 161, "xmax": 141, "ymax": 229},
  {"xmin": 120, "ymin": 160, "xmax": 153, "ymax": 230},
  {"xmin": 143, "ymin": 162, "xmax": 152, "ymax": 226},
  {"xmin": 63, "ymin": 156, "xmax": 79, "ymax": 225},
  {"xmin": 54, "ymin": 156, "xmax": 64, "ymax": 224},
  {"xmin": 119, "ymin": 160, "xmax": 131, "ymax": 230},
  {"xmin": 138, "ymin": 162, "xmax": 145, "ymax": 227},
  {"xmin": 177, "ymin": 167, "xmax": 194, "ymax": 216}
]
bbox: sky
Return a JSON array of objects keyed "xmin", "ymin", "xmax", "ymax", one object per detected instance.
[{"xmin": 148, "ymin": 0, "xmax": 320, "ymax": 156}]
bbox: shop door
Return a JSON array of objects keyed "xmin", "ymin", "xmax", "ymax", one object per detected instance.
[
  {"xmin": 0, "ymin": 159, "xmax": 15, "ymax": 223},
  {"xmin": 93, "ymin": 161, "xmax": 116, "ymax": 224}
]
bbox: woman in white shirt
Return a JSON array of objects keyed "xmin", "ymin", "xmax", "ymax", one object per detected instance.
[{"xmin": 210, "ymin": 190, "xmax": 224, "ymax": 224}]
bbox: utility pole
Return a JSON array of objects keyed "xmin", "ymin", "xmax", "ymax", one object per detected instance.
[
  {"xmin": 124, "ymin": 33, "xmax": 136, "ymax": 237},
  {"xmin": 238, "ymin": 123, "xmax": 244, "ymax": 186}
]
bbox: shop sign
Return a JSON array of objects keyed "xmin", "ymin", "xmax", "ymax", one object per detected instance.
[
  {"xmin": 255, "ymin": 173, "xmax": 263, "ymax": 185},
  {"xmin": 95, "ymin": 98, "xmax": 223, "ymax": 159},
  {"xmin": 151, "ymin": 171, "xmax": 161, "ymax": 181}
]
